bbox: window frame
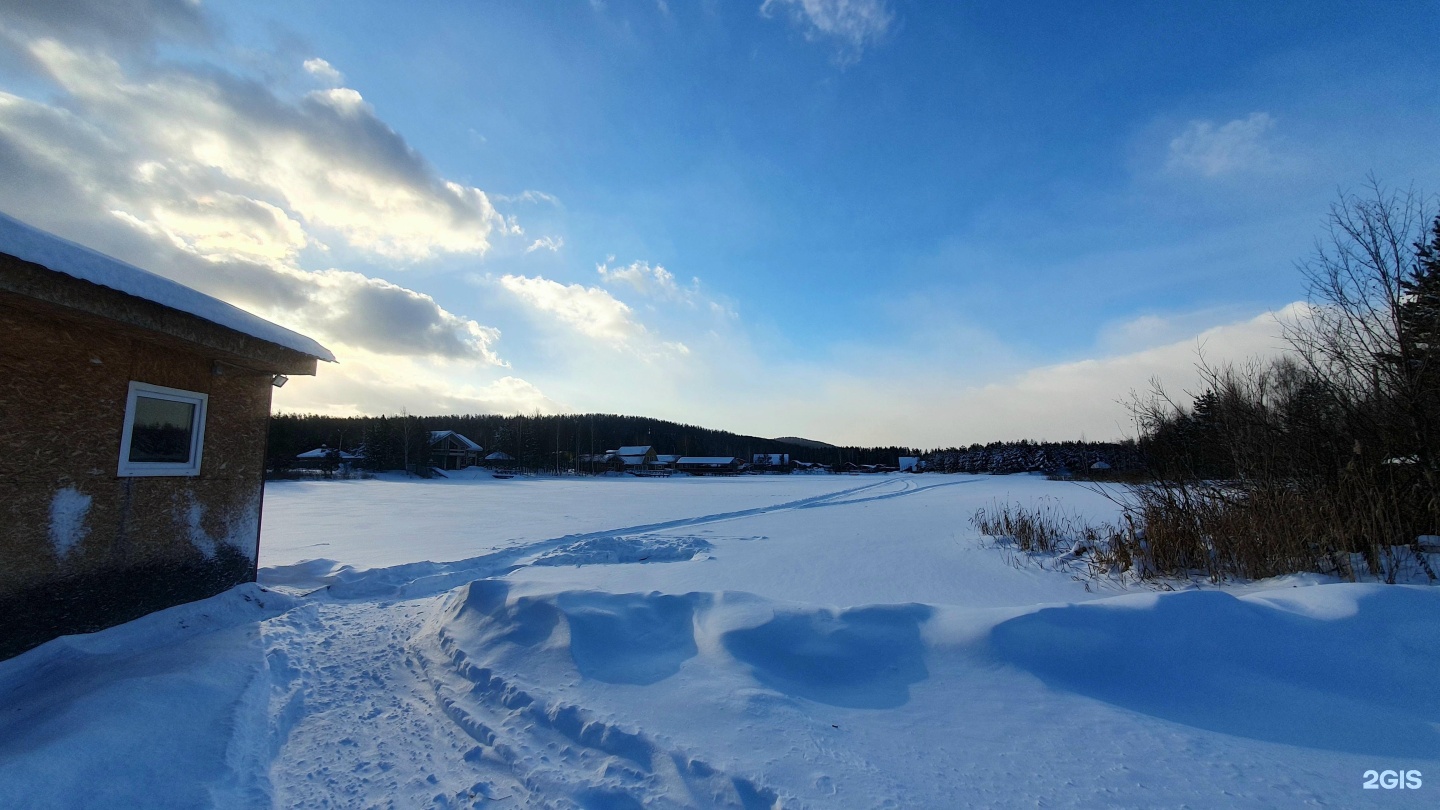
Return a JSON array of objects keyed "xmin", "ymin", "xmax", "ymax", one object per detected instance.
[{"xmin": 116, "ymin": 381, "xmax": 209, "ymax": 477}]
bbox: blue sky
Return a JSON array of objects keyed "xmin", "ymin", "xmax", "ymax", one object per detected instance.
[{"xmin": 1, "ymin": 1, "xmax": 1437, "ymax": 445}]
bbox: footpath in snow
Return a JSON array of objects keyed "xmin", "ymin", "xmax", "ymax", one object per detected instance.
[{"xmin": 1, "ymin": 473, "xmax": 1436, "ymax": 808}]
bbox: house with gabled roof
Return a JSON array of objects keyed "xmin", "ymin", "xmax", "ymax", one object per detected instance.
[
  {"xmin": 428, "ymin": 430, "xmax": 483, "ymax": 470},
  {"xmin": 613, "ymin": 445, "xmax": 657, "ymax": 466},
  {"xmin": 296, "ymin": 445, "xmax": 366, "ymax": 475},
  {"xmin": 0, "ymin": 211, "xmax": 331, "ymax": 659}
]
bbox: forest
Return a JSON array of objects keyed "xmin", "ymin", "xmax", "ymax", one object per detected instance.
[{"xmin": 267, "ymin": 411, "xmax": 922, "ymax": 474}]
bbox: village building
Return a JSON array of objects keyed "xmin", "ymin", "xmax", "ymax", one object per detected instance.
[
  {"xmin": 612, "ymin": 445, "xmax": 658, "ymax": 470},
  {"xmin": 675, "ymin": 456, "xmax": 743, "ymax": 475},
  {"xmin": 427, "ymin": 430, "xmax": 484, "ymax": 470},
  {"xmin": 296, "ymin": 445, "xmax": 366, "ymax": 475},
  {"xmin": 0, "ymin": 211, "xmax": 331, "ymax": 660}
]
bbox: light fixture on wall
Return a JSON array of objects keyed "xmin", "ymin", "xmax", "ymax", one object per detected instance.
[{"xmin": 272, "ymin": 374, "xmax": 288, "ymax": 388}]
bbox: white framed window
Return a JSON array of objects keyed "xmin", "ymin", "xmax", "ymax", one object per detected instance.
[{"xmin": 117, "ymin": 381, "xmax": 209, "ymax": 477}]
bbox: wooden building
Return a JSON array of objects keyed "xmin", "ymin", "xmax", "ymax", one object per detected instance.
[
  {"xmin": 0, "ymin": 212, "xmax": 331, "ymax": 659},
  {"xmin": 427, "ymin": 430, "xmax": 484, "ymax": 470},
  {"xmin": 675, "ymin": 456, "xmax": 743, "ymax": 475}
]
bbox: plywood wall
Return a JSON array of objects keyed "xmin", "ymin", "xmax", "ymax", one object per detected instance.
[{"xmin": 0, "ymin": 296, "xmax": 274, "ymax": 659}]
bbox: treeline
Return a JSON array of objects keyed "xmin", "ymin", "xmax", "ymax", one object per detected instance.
[
  {"xmin": 1121, "ymin": 182, "xmax": 1438, "ymax": 582},
  {"xmin": 267, "ymin": 411, "xmax": 919, "ymax": 473},
  {"xmin": 923, "ymin": 440, "xmax": 1142, "ymax": 476}
]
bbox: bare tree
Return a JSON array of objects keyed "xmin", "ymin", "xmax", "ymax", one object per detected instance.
[{"xmin": 1287, "ymin": 178, "xmax": 1438, "ymax": 504}]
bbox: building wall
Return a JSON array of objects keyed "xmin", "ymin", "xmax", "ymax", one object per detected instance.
[{"xmin": 0, "ymin": 298, "xmax": 274, "ymax": 659}]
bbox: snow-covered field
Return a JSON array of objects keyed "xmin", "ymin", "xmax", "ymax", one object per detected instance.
[{"xmin": 2, "ymin": 473, "xmax": 1436, "ymax": 808}]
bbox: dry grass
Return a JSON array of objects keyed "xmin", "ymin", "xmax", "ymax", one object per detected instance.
[{"xmin": 972, "ymin": 479, "xmax": 1437, "ymax": 584}]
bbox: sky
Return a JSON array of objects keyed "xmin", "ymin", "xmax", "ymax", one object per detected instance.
[{"xmin": 1, "ymin": 0, "xmax": 1437, "ymax": 447}]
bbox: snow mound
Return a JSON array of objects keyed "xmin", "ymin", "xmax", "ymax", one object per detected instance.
[
  {"xmin": 722, "ymin": 603, "xmax": 932, "ymax": 709},
  {"xmin": 430, "ymin": 581, "xmax": 934, "ymax": 707},
  {"xmin": 989, "ymin": 584, "xmax": 1440, "ymax": 758},
  {"xmin": 257, "ymin": 557, "xmax": 358, "ymax": 592},
  {"xmin": 415, "ymin": 581, "xmax": 784, "ymax": 807},
  {"xmin": 530, "ymin": 534, "xmax": 713, "ymax": 567},
  {"xmin": 0, "ymin": 584, "xmax": 301, "ymax": 809}
]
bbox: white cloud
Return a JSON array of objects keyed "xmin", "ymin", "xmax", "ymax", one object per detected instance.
[
  {"xmin": 0, "ymin": 29, "xmax": 522, "ymax": 369},
  {"xmin": 760, "ymin": 0, "xmax": 893, "ymax": 59},
  {"xmin": 596, "ymin": 259, "xmax": 691, "ymax": 300},
  {"xmin": 1094, "ymin": 305, "xmax": 1263, "ymax": 355},
  {"xmin": 500, "ymin": 274, "xmax": 646, "ymax": 349},
  {"xmin": 273, "ymin": 349, "xmax": 559, "ymax": 418},
  {"xmin": 1166, "ymin": 112, "xmax": 1278, "ymax": 178},
  {"xmin": 742, "ymin": 305, "xmax": 1305, "ymax": 447},
  {"xmin": 19, "ymin": 38, "xmax": 506, "ymax": 261},
  {"xmin": 0, "ymin": 81, "xmax": 507, "ymax": 363},
  {"xmin": 0, "ymin": 0, "xmax": 211, "ymax": 56},
  {"xmin": 525, "ymin": 235, "xmax": 564, "ymax": 253},
  {"xmin": 299, "ymin": 270, "xmax": 506, "ymax": 363},
  {"xmin": 302, "ymin": 57, "xmax": 344, "ymax": 86},
  {"xmin": 113, "ymin": 191, "xmax": 310, "ymax": 262},
  {"xmin": 495, "ymin": 189, "xmax": 561, "ymax": 207}
]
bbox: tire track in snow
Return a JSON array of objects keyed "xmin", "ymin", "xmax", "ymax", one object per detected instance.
[{"xmin": 316, "ymin": 477, "xmax": 959, "ymax": 602}]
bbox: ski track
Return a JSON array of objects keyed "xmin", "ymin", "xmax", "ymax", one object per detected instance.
[{"xmin": 248, "ymin": 476, "xmax": 959, "ymax": 807}]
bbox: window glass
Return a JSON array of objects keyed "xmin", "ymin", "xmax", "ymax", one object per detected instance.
[
  {"xmin": 127, "ymin": 396, "xmax": 197, "ymax": 463},
  {"xmin": 117, "ymin": 381, "xmax": 208, "ymax": 477}
]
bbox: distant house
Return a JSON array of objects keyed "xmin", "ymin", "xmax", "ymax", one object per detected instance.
[
  {"xmin": 613, "ymin": 445, "xmax": 658, "ymax": 470},
  {"xmin": 654, "ymin": 454, "xmax": 681, "ymax": 469},
  {"xmin": 752, "ymin": 453, "xmax": 791, "ymax": 468},
  {"xmin": 676, "ymin": 456, "xmax": 742, "ymax": 475},
  {"xmin": 0, "ymin": 211, "xmax": 331, "ymax": 660},
  {"xmin": 296, "ymin": 445, "xmax": 365, "ymax": 474},
  {"xmin": 428, "ymin": 430, "xmax": 483, "ymax": 470},
  {"xmin": 483, "ymin": 451, "xmax": 514, "ymax": 466},
  {"xmin": 898, "ymin": 456, "xmax": 919, "ymax": 472}
]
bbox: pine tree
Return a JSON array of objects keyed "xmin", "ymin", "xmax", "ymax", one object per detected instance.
[
  {"xmin": 1397, "ymin": 215, "xmax": 1440, "ymax": 475},
  {"xmin": 1402, "ymin": 215, "xmax": 1440, "ymax": 363}
]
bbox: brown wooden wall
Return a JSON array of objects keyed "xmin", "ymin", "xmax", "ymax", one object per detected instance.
[{"xmin": 0, "ymin": 294, "xmax": 275, "ymax": 659}]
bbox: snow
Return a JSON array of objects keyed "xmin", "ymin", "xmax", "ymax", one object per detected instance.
[
  {"xmin": 429, "ymin": 430, "xmax": 483, "ymax": 451},
  {"xmin": 0, "ymin": 210, "xmax": 334, "ymax": 362},
  {"xmin": 47, "ymin": 485, "xmax": 91, "ymax": 559},
  {"xmin": 2, "ymin": 473, "xmax": 1436, "ymax": 807},
  {"xmin": 295, "ymin": 447, "xmax": 365, "ymax": 460}
]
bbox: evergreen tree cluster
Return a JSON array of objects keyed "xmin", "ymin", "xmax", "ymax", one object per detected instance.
[
  {"xmin": 268, "ymin": 411, "xmax": 919, "ymax": 474},
  {"xmin": 922, "ymin": 440, "xmax": 1142, "ymax": 476}
]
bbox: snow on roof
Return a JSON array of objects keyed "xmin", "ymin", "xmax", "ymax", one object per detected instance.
[
  {"xmin": 655, "ymin": 454, "xmax": 681, "ymax": 462},
  {"xmin": 484, "ymin": 451, "xmax": 513, "ymax": 461},
  {"xmin": 615, "ymin": 445, "xmax": 653, "ymax": 456},
  {"xmin": 428, "ymin": 430, "xmax": 483, "ymax": 451},
  {"xmin": 618, "ymin": 455, "xmax": 649, "ymax": 465},
  {"xmin": 296, "ymin": 447, "xmax": 365, "ymax": 460},
  {"xmin": 677, "ymin": 456, "xmax": 738, "ymax": 465},
  {"xmin": 0, "ymin": 210, "xmax": 334, "ymax": 362}
]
